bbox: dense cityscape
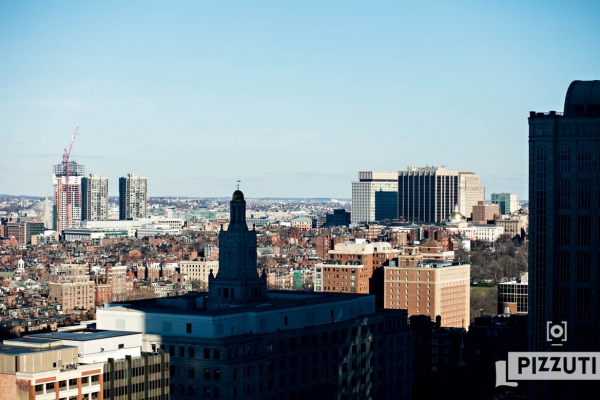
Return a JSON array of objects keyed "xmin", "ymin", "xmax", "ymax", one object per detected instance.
[
  {"xmin": 2, "ymin": 85, "xmax": 599, "ymax": 399},
  {"xmin": 1, "ymin": 2, "xmax": 598, "ymax": 400},
  {"xmin": 1, "ymin": 124, "xmax": 533, "ymax": 400}
]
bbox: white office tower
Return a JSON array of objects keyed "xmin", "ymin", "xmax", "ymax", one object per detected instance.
[
  {"xmin": 81, "ymin": 174, "xmax": 109, "ymax": 221},
  {"xmin": 119, "ymin": 173, "xmax": 148, "ymax": 220},
  {"xmin": 351, "ymin": 171, "xmax": 398, "ymax": 224},
  {"xmin": 491, "ymin": 193, "xmax": 518, "ymax": 215},
  {"xmin": 459, "ymin": 172, "xmax": 485, "ymax": 219}
]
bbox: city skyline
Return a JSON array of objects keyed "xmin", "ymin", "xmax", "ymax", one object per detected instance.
[{"xmin": 1, "ymin": 2, "xmax": 599, "ymax": 198}]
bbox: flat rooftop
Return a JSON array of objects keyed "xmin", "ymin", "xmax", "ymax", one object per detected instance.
[
  {"xmin": 30, "ymin": 329, "xmax": 139, "ymax": 341},
  {"xmin": 0, "ymin": 337, "xmax": 76, "ymax": 355},
  {"xmin": 104, "ymin": 291, "xmax": 373, "ymax": 317},
  {"xmin": 0, "ymin": 345, "xmax": 76, "ymax": 356}
]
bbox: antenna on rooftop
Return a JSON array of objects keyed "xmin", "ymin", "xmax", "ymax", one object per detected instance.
[{"xmin": 236, "ymin": 180, "xmax": 241, "ymax": 190}]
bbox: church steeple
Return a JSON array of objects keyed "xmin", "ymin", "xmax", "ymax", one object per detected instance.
[
  {"xmin": 229, "ymin": 190, "xmax": 248, "ymax": 230},
  {"xmin": 206, "ymin": 189, "xmax": 268, "ymax": 310}
]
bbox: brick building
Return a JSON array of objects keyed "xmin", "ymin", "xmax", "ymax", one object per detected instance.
[
  {"xmin": 48, "ymin": 280, "xmax": 95, "ymax": 312},
  {"xmin": 383, "ymin": 246, "xmax": 470, "ymax": 328},
  {"xmin": 106, "ymin": 265, "xmax": 128, "ymax": 302},
  {"xmin": 95, "ymin": 283, "xmax": 113, "ymax": 306},
  {"xmin": 471, "ymin": 201, "xmax": 499, "ymax": 224},
  {"xmin": 314, "ymin": 239, "xmax": 399, "ymax": 294},
  {"xmin": 179, "ymin": 259, "xmax": 219, "ymax": 285}
]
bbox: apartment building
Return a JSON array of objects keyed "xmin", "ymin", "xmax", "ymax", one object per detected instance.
[
  {"xmin": 81, "ymin": 174, "xmax": 109, "ymax": 221},
  {"xmin": 119, "ymin": 174, "xmax": 148, "ymax": 220},
  {"xmin": 179, "ymin": 260, "xmax": 219, "ymax": 284},
  {"xmin": 48, "ymin": 280, "xmax": 95, "ymax": 312},
  {"xmin": 384, "ymin": 246, "xmax": 470, "ymax": 328},
  {"xmin": 107, "ymin": 265, "xmax": 128, "ymax": 302},
  {"xmin": 314, "ymin": 239, "xmax": 399, "ymax": 294},
  {"xmin": 95, "ymin": 283, "xmax": 113, "ymax": 306},
  {"xmin": 290, "ymin": 216, "xmax": 313, "ymax": 230}
]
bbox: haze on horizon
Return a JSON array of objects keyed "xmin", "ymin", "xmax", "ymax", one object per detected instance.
[{"xmin": 1, "ymin": 1, "xmax": 598, "ymax": 200}]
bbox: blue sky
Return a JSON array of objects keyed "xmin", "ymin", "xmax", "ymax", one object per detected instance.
[{"xmin": 1, "ymin": 1, "xmax": 598, "ymax": 199}]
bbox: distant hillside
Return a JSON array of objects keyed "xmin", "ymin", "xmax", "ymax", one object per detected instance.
[{"xmin": 0, "ymin": 194, "xmax": 45, "ymax": 200}]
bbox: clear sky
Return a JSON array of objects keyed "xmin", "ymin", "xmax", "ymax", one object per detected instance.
[{"xmin": 1, "ymin": 1, "xmax": 598, "ymax": 199}]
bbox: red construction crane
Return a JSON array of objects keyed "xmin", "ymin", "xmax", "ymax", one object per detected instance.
[{"xmin": 62, "ymin": 127, "xmax": 79, "ymax": 228}]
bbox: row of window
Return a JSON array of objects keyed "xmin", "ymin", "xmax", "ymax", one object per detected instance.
[
  {"xmin": 164, "ymin": 322, "xmax": 401, "ymax": 360},
  {"xmin": 170, "ymin": 366, "xmax": 408, "ymax": 398},
  {"xmin": 556, "ymin": 142, "xmax": 599, "ymax": 174},
  {"xmin": 37, "ymin": 376, "xmax": 100, "ymax": 394}
]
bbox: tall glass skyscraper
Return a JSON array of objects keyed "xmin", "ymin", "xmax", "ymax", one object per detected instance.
[{"xmin": 528, "ymin": 80, "xmax": 600, "ymax": 398}]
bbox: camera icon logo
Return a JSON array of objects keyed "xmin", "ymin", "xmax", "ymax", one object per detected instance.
[{"xmin": 546, "ymin": 321, "xmax": 567, "ymax": 346}]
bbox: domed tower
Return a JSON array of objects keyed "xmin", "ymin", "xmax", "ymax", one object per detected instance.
[{"xmin": 207, "ymin": 190, "xmax": 268, "ymax": 310}]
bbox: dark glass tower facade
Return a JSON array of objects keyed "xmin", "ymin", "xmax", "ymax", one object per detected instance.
[
  {"xmin": 528, "ymin": 80, "xmax": 600, "ymax": 398},
  {"xmin": 374, "ymin": 189, "xmax": 398, "ymax": 221}
]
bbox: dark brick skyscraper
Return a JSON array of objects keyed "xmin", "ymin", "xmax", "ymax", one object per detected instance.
[{"xmin": 528, "ymin": 80, "xmax": 600, "ymax": 399}]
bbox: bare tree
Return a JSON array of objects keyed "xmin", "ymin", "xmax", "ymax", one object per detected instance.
[{"xmin": 470, "ymin": 287, "xmax": 498, "ymax": 321}]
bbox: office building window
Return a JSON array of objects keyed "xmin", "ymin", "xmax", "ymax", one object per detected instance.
[
  {"xmin": 556, "ymin": 251, "xmax": 570, "ymax": 282},
  {"xmin": 556, "ymin": 288, "xmax": 570, "ymax": 318},
  {"xmin": 556, "ymin": 216, "xmax": 571, "ymax": 246},
  {"xmin": 556, "ymin": 179, "xmax": 570, "ymax": 209},
  {"xmin": 558, "ymin": 143, "xmax": 571, "ymax": 173},
  {"xmin": 577, "ymin": 216, "xmax": 591, "ymax": 246},
  {"xmin": 577, "ymin": 179, "xmax": 591, "ymax": 209},
  {"xmin": 577, "ymin": 143, "xmax": 591, "ymax": 173},
  {"xmin": 576, "ymin": 289, "xmax": 590, "ymax": 318},
  {"xmin": 577, "ymin": 252, "xmax": 591, "ymax": 282}
]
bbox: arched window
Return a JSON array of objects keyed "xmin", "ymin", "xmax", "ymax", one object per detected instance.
[
  {"xmin": 577, "ymin": 143, "xmax": 591, "ymax": 173},
  {"xmin": 557, "ymin": 143, "xmax": 570, "ymax": 173}
]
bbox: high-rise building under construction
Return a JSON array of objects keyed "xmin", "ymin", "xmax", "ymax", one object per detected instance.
[{"xmin": 53, "ymin": 160, "xmax": 84, "ymax": 231}]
